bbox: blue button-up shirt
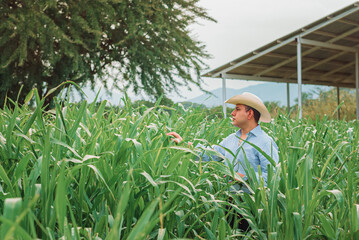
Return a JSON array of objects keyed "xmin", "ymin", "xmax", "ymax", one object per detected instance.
[{"xmin": 196, "ymin": 125, "xmax": 279, "ymax": 185}]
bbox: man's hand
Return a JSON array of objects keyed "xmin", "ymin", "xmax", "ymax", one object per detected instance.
[
  {"xmin": 166, "ymin": 132, "xmax": 183, "ymax": 144},
  {"xmin": 234, "ymin": 172, "xmax": 245, "ymax": 181},
  {"xmin": 224, "ymin": 172, "xmax": 245, "ymax": 182},
  {"xmin": 237, "ymin": 172, "xmax": 245, "ymax": 178},
  {"xmin": 166, "ymin": 132, "xmax": 193, "ymax": 147}
]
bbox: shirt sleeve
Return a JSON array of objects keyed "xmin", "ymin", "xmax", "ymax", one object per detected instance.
[
  {"xmin": 194, "ymin": 137, "xmax": 228, "ymax": 162},
  {"xmin": 256, "ymin": 139, "xmax": 279, "ymax": 185}
]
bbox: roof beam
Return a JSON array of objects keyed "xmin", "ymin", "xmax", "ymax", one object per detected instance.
[
  {"xmin": 266, "ymin": 52, "xmax": 345, "ymax": 63},
  {"xmin": 334, "ymin": 73, "xmax": 355, "ymax": 84},
  {"xmin": 314, "ymin": 30, "xmax": 359, "ymax": 43},
  {"xmin": 255, "ymin": 26, "xmax": 359, "ymax": 76},
  {"xmin": 242, "ymin": 63, "xmax": 270, "ymax": 69},
  {"xmin": 301, "ymin": 38, "xmax": 359, "ymax": 52},
  {"xmin": 288, "ymin": 52, "xmax": 347, "ymax": 77},
  {"xmin": 338, "ymin": 18, "xmax": 359, "ymax": 27},
  {"xmin": 266, "ymin": 52, "xmax": 293, "ymax": 59},
  {"xmin": 224, "ymin": 73, "xmax": 296, "ymax": 83},
  {"xmin": 288, "ymin": 42, "xmax": 350, "ymax": 53},
  {"xmin": 209, "ymin": 5, "xmax": 359, "ymax": 77},
  {"xmin": 288, "ymin": 42, "xmax": 359, "ymax": 78},
  {"xmin": 238, "ymin": 63, "xmax": 301, "ymax": 72},
  {"xmin": 319, "ymin": 62, "xmax": 355, "ymax": 79},
  {"xmin": 222, "ymin": 73, "xmax": 354, "ymax": 87},
  {"xmin": 314, "ymin": 80, "xmax": 353, "ymax": 87},
  {"xmin": 211, "ymin": 37, "xmax": 296, "ymax": 77},
  {"xmin": 238, "ymin": 63, "xmax": 350, "ymax": 76},
  {"xmin": 234, "ymin": 62, "xmax": 302, "ymax": 72}
]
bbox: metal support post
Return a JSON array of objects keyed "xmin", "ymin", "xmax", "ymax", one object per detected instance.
[
  {"xmin": 297, "ymin": 36, "xmax": 302, "ymax": 119},
  {"xmin": 356, "ymin": 52, "xmax": 359, "ymax": 120},
  {"xmin": 222, "ymin": 73, "xmax": 227, "ymax": 119},
  {"xmin": 287, "ymin": 82, "xmax": 290, "ymax": 114},
  {"xmin": 336, "ymin": 86, "xmax": 340, "ymax": 120}
]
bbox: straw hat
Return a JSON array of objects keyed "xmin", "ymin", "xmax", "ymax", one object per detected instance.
[{"xmin": 225, "ymin": 92, "xmax": 271, "ymax": 123}]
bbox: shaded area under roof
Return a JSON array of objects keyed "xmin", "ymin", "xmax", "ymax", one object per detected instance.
[{"xmin": 203, "ymin": 2, "xmax": 359, "ymax": 89}]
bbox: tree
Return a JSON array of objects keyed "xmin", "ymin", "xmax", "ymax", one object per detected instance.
[{"xmin": 0, "ymin": 0, "xmax": 214, "ymax": 107}]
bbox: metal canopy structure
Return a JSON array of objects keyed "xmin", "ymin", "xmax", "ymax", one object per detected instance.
[{"xmin": 203, "ymin": 2, "xmax": 359, "ymax": 120}]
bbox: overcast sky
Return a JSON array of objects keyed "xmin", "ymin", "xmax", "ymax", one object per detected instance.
[
  {"xmin": 169, "ymin": 0, "xmax": 357, "ymax": 102},
  {"xmin": 90, "ymin": 0, "xmax": 357, "ymax": 104}
]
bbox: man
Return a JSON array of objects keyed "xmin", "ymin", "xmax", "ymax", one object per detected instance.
[
  {"xmin": 167, "ymin": 92, "xmax": 279, "ymax": 231},
  {"xmin": 167, "ymin": 92, "xmax": 279, "ymax": 188}
]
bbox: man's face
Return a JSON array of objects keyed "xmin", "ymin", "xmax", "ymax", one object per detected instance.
[{"xmin": 231, "ymin": 104, "xmax": 250, "ymax": 128}]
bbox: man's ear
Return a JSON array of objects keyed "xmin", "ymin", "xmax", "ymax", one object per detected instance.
[{"xmin": 247, "ymin": 109, "xmax": 254, "ymax": 120}]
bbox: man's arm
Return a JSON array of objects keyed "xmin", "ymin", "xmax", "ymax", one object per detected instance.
[
  {"xmin": 166, "ymin": 132, "xmax": 227, "ymax": 162},
  {"xmin": 166, "ymin": 132, "xmax": 245, "ymax": 181}
]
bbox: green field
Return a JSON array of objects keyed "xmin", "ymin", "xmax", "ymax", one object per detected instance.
[{"xmin": 0, "ymin": 89, "xmax": 358, "ymax": 239}]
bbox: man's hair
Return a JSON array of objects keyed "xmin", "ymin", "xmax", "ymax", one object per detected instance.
[{"xmin": 245, "ymin": 105, "xmax": 260, "ymax": 123}]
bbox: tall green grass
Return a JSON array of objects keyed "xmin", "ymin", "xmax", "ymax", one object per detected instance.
[{"xmin": 0, "ymin": 89, "xmax": 358, "ymax": 239}]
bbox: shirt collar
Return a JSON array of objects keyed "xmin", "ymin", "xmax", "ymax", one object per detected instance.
[
  {"xmin": 250, "ymin": 124, "xmax": 261, "ymax": 137},
  {"xmin": 236, "ymin": 124, "xmax": 261, "ymax": 137}
]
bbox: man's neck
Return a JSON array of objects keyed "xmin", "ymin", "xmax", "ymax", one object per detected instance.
[{"xmin": 240, "ymin": 122, "xmax": 259, "ymax": 135}]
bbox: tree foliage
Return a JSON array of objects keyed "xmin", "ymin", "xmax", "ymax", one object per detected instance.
[
  {"xmin": 263, "ymin": 88, "xmax": 357, "ymax": 120},
  {"xmin": 298, "ymin": 88, "xmax": 356, "ymax": 120},
  {"xmin": 0, "ymin": 0, "xmax": 214, "ymax": 107}
]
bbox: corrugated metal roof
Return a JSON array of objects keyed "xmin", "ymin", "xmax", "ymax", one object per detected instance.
[{"xmin": 203, "ymin": 2, "xmax": 359, "ymax": 88}]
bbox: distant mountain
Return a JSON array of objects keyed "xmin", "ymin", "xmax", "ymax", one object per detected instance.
[
  {"xmin": 185, "ymin": 82, "xmax": 333, "ymax": 107},
  {"xmin": 65, "ymin": 84, "xmax": 143, "ymax": 105},
  {"xmin": 66, "ymin": 82, "xmax": 337, "ymax": 107}
]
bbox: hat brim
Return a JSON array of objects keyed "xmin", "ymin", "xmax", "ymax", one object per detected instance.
[{"xmin": 225, "ymin": 94, "xmax": 271, "ymax": 123}]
